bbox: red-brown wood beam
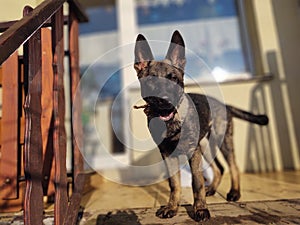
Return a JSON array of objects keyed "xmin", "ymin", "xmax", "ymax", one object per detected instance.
[
  {"xmin": 41, "ymin": 28, "xmax": 55, "ymax": 198},
  {"xmin": 52, "ymin": 6, "xmax": 68, "ymax": 225},
  {"xmin": 23, "ymin": 7, "xmax": 44, "ymax": 224},
  {"xmin": 63, "ymin": 10, "xmax": 85, "ymax": 225},
  {"xmin": 0, "ymin": 51, "xmax": 19, "ymax": 200},
  {"xmin": 69, "ymin": 10, "xmax": 84, "ymax": 186}
]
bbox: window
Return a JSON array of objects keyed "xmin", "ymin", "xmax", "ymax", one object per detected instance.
[{"xmin": 136, "ymin": 0, "xmax": 251, "ymax": 82}]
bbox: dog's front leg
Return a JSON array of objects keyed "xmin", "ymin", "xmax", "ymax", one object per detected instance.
[
  {"xmin": 156, "ymin": 154, "xmax": 180, "ymax": 219},
  {"xmin": 189, "ymin": 148, "xmax": 211, "ymax": 222}
]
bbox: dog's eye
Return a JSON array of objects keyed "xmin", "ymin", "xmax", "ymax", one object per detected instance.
[{"xmin": 167, "ymin": 73, "xmax": 176, "ymax": 81}]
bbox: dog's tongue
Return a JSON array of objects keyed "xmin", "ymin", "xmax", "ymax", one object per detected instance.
[{"xmin": 159, "ymin": 112, "xmax": 174, "ymax": 121}]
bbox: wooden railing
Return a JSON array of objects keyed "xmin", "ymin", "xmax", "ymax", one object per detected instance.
[{"xmin": 0, "ymin": 0, "xmax": 88, "ymax": 224}]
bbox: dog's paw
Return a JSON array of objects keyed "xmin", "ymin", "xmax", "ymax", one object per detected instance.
[
  {"xmin": 194, "ymin": 208, "xmax": 210, "ymax": 222},
  {"xmin": 205, "ymin": 187, "xmax": 216, "ymax": 197},
  {"xmin": 156, "ymin": 205, "xmax": 178, "ymax": 219},
  {"xmin": 226, "ymin": 189, "xmax": 241, "ymax": 202}
]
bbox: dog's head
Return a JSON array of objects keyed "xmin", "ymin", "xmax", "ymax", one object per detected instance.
[{"xmin": 134, "ymin": 31, "xmax": 186, "ymax": 121}]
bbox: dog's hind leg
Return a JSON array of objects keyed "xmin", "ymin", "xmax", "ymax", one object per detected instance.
[
  {"xmin": 200, "ymin": 135, "xmax": 223, "ymax": 197},
  {"xmin": 156, "ymin": 155, "xmax": 181, "ymax": 219},
  {"xmin": 220, "ymin": 120, "xmax": 241, "ymax": 202},
  {"xmin": 205, "ymin": 157, "xmax": 223, "ymax": 196},
  {"xmin": 189, "ymin": 147, "xmax": 211, "ymax": 222}
]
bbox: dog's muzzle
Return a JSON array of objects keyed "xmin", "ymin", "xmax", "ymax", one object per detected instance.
[
  {"xmin": 143, "ymin": 96, "xmax": 178, "ymax": 122},
  {"xmin": 138, "ymin": 76, "xmax": 184, "ymax": 121}
]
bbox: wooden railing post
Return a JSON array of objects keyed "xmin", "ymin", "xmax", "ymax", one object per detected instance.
[
  {"xmin": 23, "ymin": 6, "xmax": 44, "ymax": 225},
  {"xmin": 0, "ymin": 51, "xmax": 19, "ymax": 201},
  {"xmin": 63, "ymin": 10, "xmax": 86, "ymax": 225},
  {"xmin": 41, "ymin": 27, "xmax": 55, "ymax": 198},
  {"xmin": 69, "ymin": 9, "xmax": 84, "ymax": 186},
  {"xmin": 52, "ymin": 6, "xmax": 68, "ymax": 225}
]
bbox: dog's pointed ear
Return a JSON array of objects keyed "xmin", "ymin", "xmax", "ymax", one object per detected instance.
[
  {"xmin": 165, "ymin": 30, "xmax": 186, "ymax": 70},
  {"xmin": 134, "ymin": 34, "xmax": 154, "ymax": 72}
]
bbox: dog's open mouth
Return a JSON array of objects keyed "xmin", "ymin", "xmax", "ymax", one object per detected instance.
[
  {"xmin": 134, "ymin": 97, "xmax": 176, "ymax": 122},
  {"xmin": 154, "ymin": 98, "xmax": 176, "ymax": 122},
  {"xmin": 159, "ymin": 111, "xmax": 174, "ymax": 121}
]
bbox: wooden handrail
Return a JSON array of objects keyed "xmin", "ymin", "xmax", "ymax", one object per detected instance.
[
  {"xmin": 0, "ymin": 20, "xmax": 18, "ymax": 33},
  {"xmin": 0, "ymin": 16, "xmax": 71, "ymax": 33},
  {"xmin": 0, "ymin": 1, "xmax": 88, "ymax": 222},
  {"xmin": 0, "ymin": 0, "xmax": 88, "ymax": 65}
]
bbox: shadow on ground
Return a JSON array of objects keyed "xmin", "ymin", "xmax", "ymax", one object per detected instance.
[{"xmin": 96, "ymin": 210, "xmax": 141, "ymax": 225}]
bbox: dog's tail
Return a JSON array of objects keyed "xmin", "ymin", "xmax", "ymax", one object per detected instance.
[{"xmin": 227, "ymin": 105, "xmax": 269, "ymax": 125}]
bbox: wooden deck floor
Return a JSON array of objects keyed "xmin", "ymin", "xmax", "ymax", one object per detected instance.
[
  {"xmin": 81, "ymin": 199, "xmax": 300, "ymax": 225},
  {"xmin": 79, "ymin": 170, "xmax": 300, "ymax": 225},
  {"xmin": 1, "ymin": 171, "xmax": 299, "ymax": 224}
]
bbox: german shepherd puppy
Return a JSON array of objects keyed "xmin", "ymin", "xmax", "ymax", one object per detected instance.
[{"xmin": 134, "ymin": 30, "xmax": 268, "ymax": 222}]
